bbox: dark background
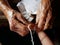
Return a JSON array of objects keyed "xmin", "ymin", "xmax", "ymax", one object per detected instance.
[{"xmin": 0, "ymin": 0, "xmax": 60, "ymax": 45}]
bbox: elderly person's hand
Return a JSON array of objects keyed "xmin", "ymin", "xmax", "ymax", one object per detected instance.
[
  {"xmin": 36, "ymin": 0, "xmax": 53, "ymax": 33},
  {"xmin": 8, "ymin": 10, "xmax": 31, "ymax": 36},
  {"xmin": 0, "ymin": 0, "xmax": 32, "ymax": 36}
]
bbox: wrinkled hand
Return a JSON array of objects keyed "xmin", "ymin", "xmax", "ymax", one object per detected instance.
[
  {"xmin": 36, "ymin": 0, "xmax": 53, "ymax": 32},
  {"xmin": 0, "ymin": 0, "xmax": 30, "ymax": 36},
  {"xmin": 8, "ymin": 10, "xmax": 30, "ymax": 36}
]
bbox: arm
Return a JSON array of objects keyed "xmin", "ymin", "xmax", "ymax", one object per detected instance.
[
  {"xmin": 0, "ymin": 0, "xmax": 13, "ymax": 20},
  {"xmin": 38, "ymin": 31, "xmax": 54, "ymax": 45},
  {"xmin": 36, "ymin": 0, "xmax": 54, "ymax": 44},
  {"xmin": 0, "ymin": 0, "xmax": 30, "ymax": 36}
]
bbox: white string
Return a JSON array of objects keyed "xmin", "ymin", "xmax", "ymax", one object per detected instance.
[{"xmin": 28, "ymin": 24, "xmax": 34, "ymax": 45}]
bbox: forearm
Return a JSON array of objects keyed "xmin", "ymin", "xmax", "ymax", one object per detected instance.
[
  {"xmin": 38, "ymin": 31, "xmax": 54, "ymax": 45},
  {"xmin": 0, "ymin": 0, "xmax": 11, "ymax": 8},
  {"xmin": 0, "ymin": 0, "xmax": 13, "ymax": 20}
]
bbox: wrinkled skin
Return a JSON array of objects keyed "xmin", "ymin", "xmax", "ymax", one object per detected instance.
[
  {"xmin": 8, "ymin": 10, "xmax": 30, "ymax": 36},
  {"xmin": 0, "ymin": 0, "xmax": 53, "ymax": 36},
  {"xmin": 36, "ymin": 0, "xmax": 52, "ymax": 32},
  {"xmin": 0, "ymin": 0, "xmax": 31, "ymax": 36}
]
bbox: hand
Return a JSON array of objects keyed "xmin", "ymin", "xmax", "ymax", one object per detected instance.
[
  {"xmin": 0, "ymin": 0, "xmax": 31, "ymax": 36},
  {"xmin": 8, "ymin": 10, "xmax": 30, "ymax": 36},
  {"xmin": 36, "ymin": 0, "xmax": 53, "ymax": 32}
]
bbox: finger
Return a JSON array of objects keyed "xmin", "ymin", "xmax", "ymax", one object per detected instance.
[
  {"xmin": 36, "ymin": 9, "xmax": 40, "ymax": 24},
  {"xmin": 9, "ymin": 18, "xmax": 29, "ymax": 36},
  {"xmin": 15, "ymin": 11, "xmax": 30, "ymax": 25},
  {"xmin": 44, "ymin": 9, "xmax": 52, "ymax": 30},
  {"xmin": 15, "ymin": 22, "xmax": 29, "ymax": 36},
  {"xmin": 14, "ymin": 22, "xmax": 29, "ymax": 36},
  {"xmin": 38, "ymin": 12, "xmax": 47, "ymax": 28},
  {"xmin": 37, "ymin": 0, "xmax": 51, "ymax": 30}
]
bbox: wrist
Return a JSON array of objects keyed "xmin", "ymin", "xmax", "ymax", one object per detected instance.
[
  {"xmin": 38, "ymin": 31, "xmax": 47, "ymax": 41},
  {"xmin": 6, "ymin": 9, "xmax": 14, "ymax": 21}
]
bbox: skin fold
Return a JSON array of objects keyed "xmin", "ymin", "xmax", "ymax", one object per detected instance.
[
  {"xmin": 0, "ymin": 0, "xmax": 53, "ymax": 36},
  {"xmin": 36, "ymin": 0, "xmax": 52, "ymax": 32},
  {"xmin": 0, "ymin": 0, "xmax": 30, "ymax": 36},
  {"xmin": 0, "ymin": 0, "xmax": 54, "ymax": 45}
]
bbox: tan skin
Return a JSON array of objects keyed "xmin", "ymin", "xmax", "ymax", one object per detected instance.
[
  {"xmin": 0, "ymin": 0, "xmax": 54, "ymax": 45},
  {"xmin": 36, "ymin": 0, "xmax": 52, "ymax": 32},
  {"xmin": 0, "ymin": 0, "xmax": 30, "ymax": 36},
  {"xmin": 36, "ymin": 0, "xmax": 53, "ymax": 45}
]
